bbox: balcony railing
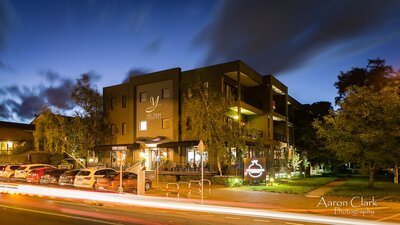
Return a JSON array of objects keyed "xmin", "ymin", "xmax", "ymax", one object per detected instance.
[{"xmin": 273, "ymin": 133, "xmax": 286, "ymax": 142}]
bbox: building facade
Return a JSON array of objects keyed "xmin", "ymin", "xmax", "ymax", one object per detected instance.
[
  {"xmin": 101, "ymin": 61, "xmax": 301, "ymax": 175},
  {"xmin": 0, "ymin": 121, "xmax": 35, "ymax": 155}
]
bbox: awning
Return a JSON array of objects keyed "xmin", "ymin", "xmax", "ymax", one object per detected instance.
[
  {"xmin": 91, "ymin": 144, "xmax": 140, "ymax": 151},
  {"xmin": 157, "ymin": 140, "xmax": 199, "ymax": 148}
]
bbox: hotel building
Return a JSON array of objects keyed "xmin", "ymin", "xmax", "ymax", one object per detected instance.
[{"xmin": 100, "ymin": 61, "xmax": 301, "ymax": 175}]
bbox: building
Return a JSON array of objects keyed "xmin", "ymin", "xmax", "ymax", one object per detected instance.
[
  {"xmin": 101, "ymin": 61, "xmax": 301, "ymax": 175},
  {"xmin": 0, "ymin": 121, "xmax": 35, "ymax": 155}
]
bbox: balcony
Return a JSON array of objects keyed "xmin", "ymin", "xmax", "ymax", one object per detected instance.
[{"xmin": 273, "ymin": 133, "xmax": 287, "ymax": 142}]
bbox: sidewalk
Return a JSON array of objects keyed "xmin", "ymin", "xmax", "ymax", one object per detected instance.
[{"xmin": 305, "ymin": 178, "xmax": 347, "ymax": 198}]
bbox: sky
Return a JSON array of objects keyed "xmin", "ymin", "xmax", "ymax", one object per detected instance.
[{"xmin": 1, "ymin": 0, "xmax": 400, "ymax": 122}]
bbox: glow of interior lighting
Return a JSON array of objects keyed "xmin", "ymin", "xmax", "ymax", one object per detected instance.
[{"xmin": 0, "ymin": 183, "xmax": 391, "ymax": 225}]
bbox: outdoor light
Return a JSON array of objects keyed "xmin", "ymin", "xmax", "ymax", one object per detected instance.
[{"xmin": 270, "ymin": 177, "xmax": 274, "ymax": 182}]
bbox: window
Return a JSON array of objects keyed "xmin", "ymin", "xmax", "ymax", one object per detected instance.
[
  {"xmin": 111, "ymin": 124, "xmax": 116, "ymax": 136},
  {"xmin": 122, "ymin": 95, "xmax": 126, "ymax": 108},
  {"xmin": 203, "ymin": 81, "xmax": 209, "ymax": 89},
  {"xmin": 162, "ymin": 118, "xmax": 171, "ymax": 129},
  {"xmin": 111, "ymin": 97, "xmax": 116, "ymax": 110},
  {"xmin": 122, "ymin": 123, "xmax": 127, "ymax": 135},
  {"xmin": 140, "ymin": 92, "xmax": 147, "ymax": 102},
  {"xmin": 162, "ymin": 88, "xmax": 170, "ymax": 99},
  {"xmin": 139, "ymin": 121, "xmax": 147, "ymax": 131},
  {"xmin": 186, "ymin": 117, "xmax": 192, "ymax": 130},
  {"xmin": 187, "ymin": 88, "xmax": 193, "ymax": 98}
]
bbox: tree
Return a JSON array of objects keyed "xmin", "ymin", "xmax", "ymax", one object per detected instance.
[
  {"xmin": 295, "ymin": 102, "xmax": 338, "ymax": 169},
  {"xmin": 71, "ymin": 74, "xmax": 105, "ymax": 161},
  {"xmin": 334, "ymin": 59, "xmax": 395, "ymax": 104},
  {"xmin": 182, "ymin": 78, "xmax": 253, "ymax": 175},
  {"xmin": 314, "ymin": 86, "xmax": 400, "ymax": 187},
  {"xmin": 290, "ymin": 151, "xmax": 302, "ymax": 173}
]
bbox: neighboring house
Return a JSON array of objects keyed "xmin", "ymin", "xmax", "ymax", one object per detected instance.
[
  {"xmin": 0, "ymin": 121, "xmax": 35, "ymax": 155},
  {"xmin": 101, "ymin": 60, "xmax": 301, "ymax": 175}
]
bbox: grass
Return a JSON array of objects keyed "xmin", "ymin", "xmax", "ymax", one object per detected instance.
[
  {"xmin": 327, "ymin": 178, "xmax": 400, "ymax": 201},
  {"xmin": 231, "ymin": 176, "xmax": 337, "ymax": 194}
]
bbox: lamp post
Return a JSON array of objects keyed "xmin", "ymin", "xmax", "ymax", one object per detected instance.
[{"xmin": 198, "ymin": 140, "xmax": 204, "ymax": 205}]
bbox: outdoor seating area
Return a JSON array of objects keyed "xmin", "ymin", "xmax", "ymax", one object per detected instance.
[{"xmin": 159, "ymin": 161, "xmax": 210, "ymax": 174}]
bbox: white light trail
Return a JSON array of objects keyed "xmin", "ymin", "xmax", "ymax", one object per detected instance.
[{"xmin": 0, "ymin": 182, "xmax": 395, "ymax": 225}]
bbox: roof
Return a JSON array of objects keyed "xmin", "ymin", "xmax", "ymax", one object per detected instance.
[{"xmin": 0, "ymin": 121, "xmax": 35, "ymax": 131}]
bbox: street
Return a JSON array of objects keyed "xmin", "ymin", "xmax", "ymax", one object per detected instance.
[
  {"xmin": 0, "ymin": 182, "xmax": 396, "ymax": 225},
  {"xmin": 0, "ymin": 193, "xmax": 325, "ymax": 225}
]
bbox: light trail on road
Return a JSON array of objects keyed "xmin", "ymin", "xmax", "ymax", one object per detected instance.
[{"xmin": 0, "ymin": 182, "xmax": 396, "ymax": 225}]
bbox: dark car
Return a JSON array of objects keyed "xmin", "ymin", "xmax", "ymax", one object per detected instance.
[
  {"xmin": 96, "ymin": 171, "xmax": 152, "ymax": 192},
  {"xmin": 40, "ymin": 169, "xmax": 67, "ymax": 185},
  {"xmin": 58, "ymin": 169, "xmax": 80, "ymax": 186}
]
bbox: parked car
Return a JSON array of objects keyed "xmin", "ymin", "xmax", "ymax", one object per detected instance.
[
  {"xmin": 40, "ymin": 169, "xmax": 67, "ymax": 185},
  {"xmin": 58, "ymin": 169, "xmax": 81, "ymax": 186},
  {"xmin": 0, "ymin": 165, "xmax": 20, "ymax": 178},
  {"xmin": 14, "ymin": 164, "xmax": 56, "ymax": 181},
  {"xmin": 26, "ymin": 167, "xmax": 55, "ymax": 183},
  {"xmin": 96, "ymin": 171, "xmax": 152, "ymax": 192},
  {"xmin": 0, "ymin": 165, "xmax": 6, "ymax": 177},
  {"xmin": 74, "ymin": 168, "xmax": 117, "ymax": 189}
]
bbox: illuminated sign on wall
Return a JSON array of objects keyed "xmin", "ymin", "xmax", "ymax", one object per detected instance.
[
  {"xmin": 145, "ymin": 96, "xmax": 161, "ymax": 113},
  {"xmin": 145, "ymin": 96, "xmax": 162, "ymax": 120},
  {"xmin": 244, "ymin": 158, "xmax": 266, "ymax": 180}
]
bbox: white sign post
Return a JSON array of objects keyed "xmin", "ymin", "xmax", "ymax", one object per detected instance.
[
  {"xmin": 198, "ymin": 140, "xmax": 204, "ymax": 205},
  {"xmin": 112, "ymin": 146, "xmax": 127, "ymax": 194}
]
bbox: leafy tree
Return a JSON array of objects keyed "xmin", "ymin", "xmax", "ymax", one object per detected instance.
[
  {"xmin": 182, "ymin": 78, "xmax": 260, "ymax": 175},
  {"xmin": 295, "ymin": 102, "xmax": 338, "ymax": 169},
  {"xmin": 334, "ymin": 59, "xmax": 395, "ymax": 104},
  {"xmin": 290, "ymin": 151, "xmax": 302, "ymax": 173},
  {"xmin": 71, "ymin": 74, "xmax": 105, "ymax": 161},
  {"xmin": 314, "ymin": 86, "xmax": 400, "ymax": 187}
]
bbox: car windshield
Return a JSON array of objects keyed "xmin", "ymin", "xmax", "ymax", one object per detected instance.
[
  {"xmin": 65, "ymin": 170, "xmax": 80, "ymax": 176},
  {"xmin": 77, "ymin": 171, "xmax": 91, "ymax": 176}
]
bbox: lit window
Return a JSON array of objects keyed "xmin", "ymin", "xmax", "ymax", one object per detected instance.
[
  {"xmin": 162, "ymin": 118, "xmax": 171, "ymax": 129},
  {"xmin": 122, "ymin": 123, "xmax": 127, "ymax": 135},
  {"xmin": 139, "ymin": 121, "xmax": 147, "ymax": 131},
  {"xmin": 162, "ymin": 88, "xmax": 170, "ymax": 99},
  {"xmin": 140, "ymin": 92, "xmax": 147, "ymax": 102},
  {"xmin": 122, "ymin": 95, "xmax": 126, "ymax": 108}
]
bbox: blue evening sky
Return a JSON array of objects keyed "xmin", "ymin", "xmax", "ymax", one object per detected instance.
[{"xmin": 1, "ymin": 0, "xmax": 399, "ymax": 122}]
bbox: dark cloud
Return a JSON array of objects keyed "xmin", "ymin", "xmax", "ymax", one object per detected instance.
[
  {"xmin": 0, "ymin": 59, "xmax": 11, "ymax": 70},
  {"xmin": 143, "ymin": 37, "xmax": 163, "ymax": 53},
  {"xmin": 197, "ymin": 0, "xmax": 400, "ymax": 75},
  {"xmin": 0, "ymin": 102, "xmax": 11, "ymax": 119},
  {"xmin": 39, "ymin": 69, "xmax": 61, "ymax": 83},
  {"xmin": 122, "ymin": 68, "xmax": 149, "ymax": 83},
  {"xmin": 0, "ymin": 71, "xmax": 75, "ymax": 121}
]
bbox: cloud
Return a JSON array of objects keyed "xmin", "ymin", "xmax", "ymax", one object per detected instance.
[
  {"xmin": 197, "ymin": 0, "xmax": 400, "ymax": 75},
  {"xmin": 0, "ymin": 59, "xmax": 13, "ymax": 71},
  {"xmin": 143, "ymin": 37, "xmax": 163, "ymax": 53},
  {"xmin": 0, "ymin": 70, "xmax": 76, "ymax": 121},
  {"xmin": 122, "ymin": 68, "xmax": 149, "ymax": 83}
]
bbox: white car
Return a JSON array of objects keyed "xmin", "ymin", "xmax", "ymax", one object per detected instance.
[
  {"xmin": 0, "ymin": 165, "xmax": 21, "ymax": 178},
  {"xmin": 74, "ymin": 168, "xmax": 117, "ymax": 189},
  {"xmin": 14, "ymin": 164, "xmax": 56, "ymax": 180}
]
